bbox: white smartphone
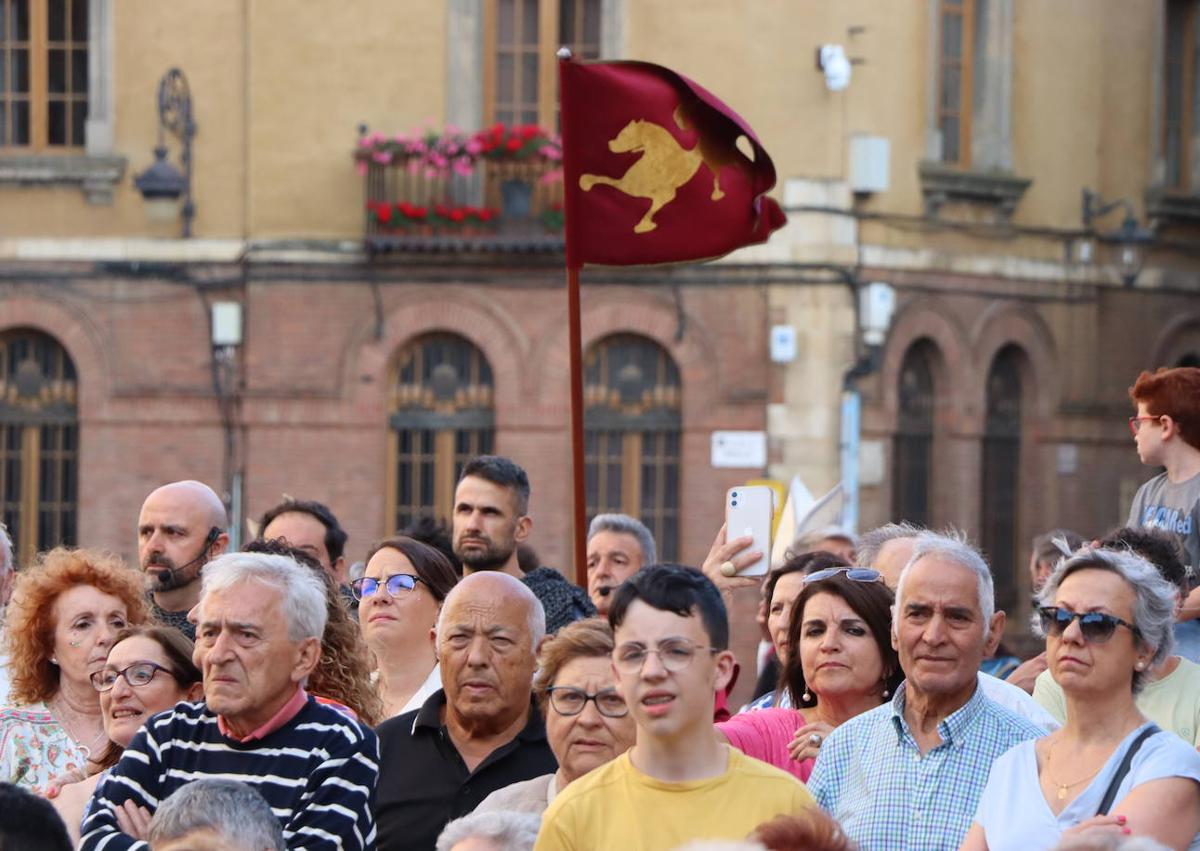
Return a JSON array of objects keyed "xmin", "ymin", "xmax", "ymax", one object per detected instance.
[{"xmin": 724, "ymin": 486, "xmax": 773, "ymax": 576}]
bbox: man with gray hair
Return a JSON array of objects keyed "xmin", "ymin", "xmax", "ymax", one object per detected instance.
[
  {"xmin": 435, "ymin": 811, "xmax": 541, "ymax": 851},
  {"xmin": 586, "ymin": 512, "xmax": 657, "ymax": 615},
  {"xmin": 375, "ymin": 571, "xmax": 555, "ymax": 851},
  {"xmin": 856, "ymin": 521, "xmax": 924, "ymax": 588},
  {"xmin": 81, "ymin": 552, "xmax": 379, "ymax": 851},
  {"xmin": 860, "ymin": 524, "xmax": 1058, "ymax": 726},
  {"xmin": 148, "ymin": 779, "xmax": 285, "ymax": 851},
  {"xmin": 808, "ymin": 531, "xmax": 1045, "ymax": 850}
]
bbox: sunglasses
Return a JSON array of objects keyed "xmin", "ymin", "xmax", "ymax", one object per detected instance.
[
  {"xmin": 1037, "ymin": 606, "xmax": 1139, "ymax": 643},
  {"xmin": 804, "ymin": 567, "xmax": 882, "ymax": 585},
  {"xmin": 350, "ymin": 573, "xmax": 426, "ymax": 601}
]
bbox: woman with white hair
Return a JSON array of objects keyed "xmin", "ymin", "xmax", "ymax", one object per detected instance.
[{"xmin": 961, "ymin": 549, "xmax": 1200, "ymax": 851}]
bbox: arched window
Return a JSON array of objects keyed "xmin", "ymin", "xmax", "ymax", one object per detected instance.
[
  {"xmin": 386, "ymin": 334, "xmax": 494, "ymax": 532},
  {"xmin": 584, "ymin": 334, "xmax": 681, "ymax": 561},
  {"xmin": 1, "ymin": 328, "xmax": 78, "ymax": 566},
  {"xmin": 893, "ymin": 340, "xmax": 937, "ymax": 527},
  {"xmin": 981, "ymin": 345, "xmax": 1023, "ymax": 612}
]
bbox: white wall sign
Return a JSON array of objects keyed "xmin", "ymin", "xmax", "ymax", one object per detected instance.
[
  {"xmin": 769, "ymin": 325, "xmax": 797, "ymax": 363},
  {"xmin": 711, "ymin": 431, "xmax": 767, "ymax": 469}
]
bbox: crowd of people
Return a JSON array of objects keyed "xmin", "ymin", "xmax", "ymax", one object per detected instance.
[{"xmin": 0, "ymin": 365, "xmax": 1195, "ymax": 851}]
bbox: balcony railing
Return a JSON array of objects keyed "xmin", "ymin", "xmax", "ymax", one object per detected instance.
[{"xmin": 357, "ymin": 124, "xmax": 565, "ymax": 255}]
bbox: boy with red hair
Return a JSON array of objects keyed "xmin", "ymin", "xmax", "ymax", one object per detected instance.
[{"xmin": 1128, "ymin": 367, "xmax": 1200, "ymax": 657}]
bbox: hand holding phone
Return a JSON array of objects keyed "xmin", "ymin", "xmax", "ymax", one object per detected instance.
[{"xmin": 724, "ymin": 486, "xmax": 773, "ymax": 576}]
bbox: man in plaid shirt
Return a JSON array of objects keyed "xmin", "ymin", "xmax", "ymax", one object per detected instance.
[{"xmin": 809, "ymin": 532, "xmax": 1042, "ymax": 850}]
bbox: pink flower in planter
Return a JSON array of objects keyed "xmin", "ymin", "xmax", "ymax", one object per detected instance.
[
  {"xmin": 372, "ymin": 151, "xmax": 392, "ymax": 165},
  {"xmin": 539, "ymin": 168, "xmax": 563, "ymax": 185},
  {"xmin": 452, "ymin": 158, "xmax": 474, "ymax": 177},
  {"xmin": 465, "ymin": 139, "xmax": 483, "ymax": 155},
  {"xmin": 539, "ymin": 145, "xmax": 562, "ymax": 161},
  {"xmin": 356, "ymin": 161, "xmax": 368, "ymax": 177}
]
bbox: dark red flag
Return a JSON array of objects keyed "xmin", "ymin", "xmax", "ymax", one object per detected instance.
[{"xmin": 559, "ymin": 57, "xmax": 787, "ymax": 269}]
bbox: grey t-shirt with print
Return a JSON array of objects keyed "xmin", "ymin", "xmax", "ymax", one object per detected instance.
[{"xmin": 1128, "ymin": 471, "xmax": 1200, "ymax": 577}]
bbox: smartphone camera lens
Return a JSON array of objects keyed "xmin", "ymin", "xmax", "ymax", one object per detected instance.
[
  {"xmin": 731, "ymin": 500, "xmax": 738, "ymax": 506},
  {"xmin": 731, "ymin": 491, "xmax": 738, "ymax": 498}
]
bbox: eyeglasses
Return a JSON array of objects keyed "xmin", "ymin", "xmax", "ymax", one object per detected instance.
[
  {"xmin": 350, "ymin": 573, "xmax": 426, "ymax": 600},
  {"xmin": 804, "ymin": 567, "xmax": 882, "ymax": 585},
  {"xmin": 1037, "ymin": 606, "xmax": 1140, "ymax": 644},
  {"xmin": 613, "ymin": 637, "xmax": 717, "ymax": 674},
  {"xmin": 547, "ymin": 686, "xmax": 629, "ymax": 718},
  {"xmin": 90, "ymin": 661, "xmax": 173, "ymax": 693},
  {"xmin": 1128, "ymin": 415, "xmax": 1161, "ymax": 436}
]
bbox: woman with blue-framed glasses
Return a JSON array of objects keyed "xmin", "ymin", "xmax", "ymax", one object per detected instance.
[{"xmin": 355, "ymin": 536, "xmax": 459, "ymax": 719}]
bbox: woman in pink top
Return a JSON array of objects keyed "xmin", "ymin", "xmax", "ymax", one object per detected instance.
[{"xmin": 716, "ymin": 568, "xmax": 902, "ymax": 780}]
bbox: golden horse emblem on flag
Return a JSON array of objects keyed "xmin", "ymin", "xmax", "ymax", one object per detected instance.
[{"xmin": 579, "ymin": 106, "xmax": 742, "ymax": 234}]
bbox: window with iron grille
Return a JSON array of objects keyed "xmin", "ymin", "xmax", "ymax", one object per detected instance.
[
  {"xmin": 981, "ymin": 345, "xmax": 1023, "ymax": 614},
  {"xmin": 386, "ymin": 334, "xmax": 495, "ymax": 533},
  {"xmin": 0, "ymin": 328, "xmax": 78, "ymax": 567},
  {"xmin": 0, "ymin": 0, "xmax": 89, "ymax": 149},
  {"xmin": 584, "ymin": 334, "xmax": 681, "ymax": 561},
  {"xmin": 893, "ymin": 340, "xmax": 937, "ymax": 528}
]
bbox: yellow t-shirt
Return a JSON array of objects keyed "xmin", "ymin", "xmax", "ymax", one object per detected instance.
[
  {"xmin": 534, "ymin": 746, "xmax": 815, "ymax": 851},
  {"xmin": 1033, "ymin": 657, "xmax": 1200, "ymax": 746}
]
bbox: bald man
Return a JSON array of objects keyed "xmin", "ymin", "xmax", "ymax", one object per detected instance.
[
  {"xmin": 374, "ymin": 572, "xmax": 555, "ymax": 851},
  {"xmin": 137, "ymin": 480, "xmax": 229, "ymax": 639}
]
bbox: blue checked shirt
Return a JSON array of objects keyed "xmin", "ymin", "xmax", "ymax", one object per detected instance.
[{"xmin": 808, "ymin": 681, "xmax": 1043, "ymax": 851}]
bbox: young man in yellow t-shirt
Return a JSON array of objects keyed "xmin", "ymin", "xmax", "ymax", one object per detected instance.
[{"xmin": 534, "ymin": 564, "xmax": 814, "ymax": 851}]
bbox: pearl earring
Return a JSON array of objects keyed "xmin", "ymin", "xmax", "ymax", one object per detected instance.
[
  {"xmin": 50, "ymin": 656, "xmax": 58, "ymax": 665},
  {"xmin": 801, "ymin": 688, "xmax": 812, "ymax": 704},
  {"xmin": 882, "ymin": 687, "xmax": 890, "ymax": 699},
  {"xmin": 1135, "ymin": 661, "xmax": 1145, "ymax": 671}
]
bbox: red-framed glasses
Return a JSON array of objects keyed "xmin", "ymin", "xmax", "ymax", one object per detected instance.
[{"xmin": 1128, "ymin": 415, "xmax": 1160, "ymax": 436}]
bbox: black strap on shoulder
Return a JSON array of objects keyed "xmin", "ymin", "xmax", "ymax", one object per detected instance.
[{"xmin": 1097, "ymin": 724, "xmax": 1161, "ymax": 815}]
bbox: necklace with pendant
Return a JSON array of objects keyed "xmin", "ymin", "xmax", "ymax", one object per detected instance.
[
  {"xmin": 50, "ymin": 695, "xmax": 108, "ymax": 761},
  {"xmin": 1044, "ymin": 737, "xmax": 1103, "ymax": 801}
]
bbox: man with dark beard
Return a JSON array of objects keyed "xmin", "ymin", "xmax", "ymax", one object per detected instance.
[
  {"xmin": 452, "ymin": 455, "xmax": 593, "ymax": 633},
  {"xmin": 136, "ymin": 480, "xmax": 229, "ymax": 640}
]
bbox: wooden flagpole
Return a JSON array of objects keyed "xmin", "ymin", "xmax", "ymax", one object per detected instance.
[
  {"xmin": 558, "ymin": 47, "xmax": 588, "ymax": 588},
  {"xmin": 566, "ymin": 265, "xmax": 588, "ymax": 588}
]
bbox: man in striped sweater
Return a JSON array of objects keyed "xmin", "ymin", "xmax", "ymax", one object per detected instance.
[{"xmin": 80, "ymin": 552, "xmax": 379, "ymax": 851}]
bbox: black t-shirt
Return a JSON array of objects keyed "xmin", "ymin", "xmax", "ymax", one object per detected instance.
[{"xmin": 374, "ymin": 690, "xmax": 557, "ymax": 851}]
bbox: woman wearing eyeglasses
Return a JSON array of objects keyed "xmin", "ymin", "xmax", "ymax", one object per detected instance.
[
  {"xmin": 716, "ymin": 568, "xmax": 902, "ymax": 781},
  {"xmin": 476, "ymin": 618, "xmax": 636, "ymax": 815},
  {"xmin": 356, "ymin": 536, "xmax": 459, "ymax": 719},
  {"xmin": 0, "ymin": 548, "xmax": 149, "ymax": 795},
  {"xmin": 962, "ymin": 549, "xmax": 1200, "ymax": 851},
  {"xmin": 48, "ymin": 625, "xmax": 202, "ymax": 845}
]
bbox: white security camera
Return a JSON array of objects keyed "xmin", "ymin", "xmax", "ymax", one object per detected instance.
[{"xmin": 818, "ymin": 44, "xmax": 852, "ymax": 92}]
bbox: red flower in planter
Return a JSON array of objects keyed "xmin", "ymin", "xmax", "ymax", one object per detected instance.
[
  {"xmin": 506, "ymin": 137, "xmax": 523, "ymax": 152},
  {"xmin": 449, "ymin": 209, "xmax": 466, "ymax": 223},
  {"xmin": 375, "ymin": 203, "xmax": 393, "ymax": 225},
  {"xmin": 476, "ymin": 208, "xmax": 495, "ymax": 222},
  {"xmin": 520, "ymin": 124, "xmax": 540, "ymax": 140}
]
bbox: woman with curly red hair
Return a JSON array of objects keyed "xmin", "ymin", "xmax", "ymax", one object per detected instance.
[{"xmin": 0, "ymin": 547, "xmax": 149, "ymax": 794}]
